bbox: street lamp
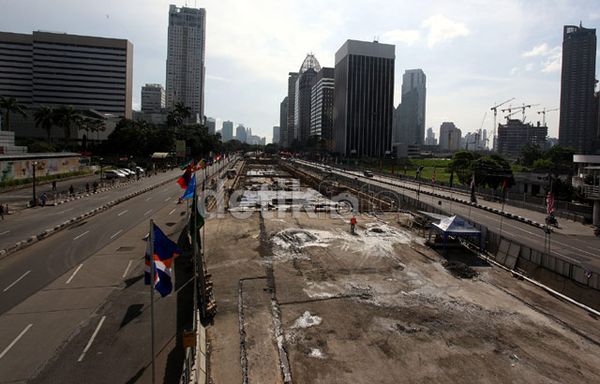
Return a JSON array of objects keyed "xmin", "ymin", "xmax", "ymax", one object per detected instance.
[
  {"xmin": 99, "ymin": 157, "xmax": 104, "ymax": 181},
  {"xmin": 32, "ymin": 161, "xmax": 38, "ymax": 207}
]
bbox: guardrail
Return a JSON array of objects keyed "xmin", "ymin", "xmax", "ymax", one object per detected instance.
[{"xmin": 583, "ymin": 185, "xmax": 600, "ymax": 199}]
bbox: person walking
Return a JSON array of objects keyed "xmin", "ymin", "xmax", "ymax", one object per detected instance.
[
  {"xmin": 69, "ymin": 185, "xmax": 74, "ymax": 197},
  {"xmin": 0, "ymin": 203, "xmax": 4, "ymax": 220},
  {"xmin": 350, "ymin": 215, "xmax": 357, "ymax": 235},
  {"xmin": 93, "ymin": 181, "xmax": 98, "ymax": 193},
  {"xmin": 40, "ymin": 192, "xmax": 47, "ymax": 207},
  {"xmin": 85, "ymin": 182, "xmax": 90, "ymax": 193},
  {"xmin": 51, "ymin": 180, "xmax": 57, "ymax": 191}
]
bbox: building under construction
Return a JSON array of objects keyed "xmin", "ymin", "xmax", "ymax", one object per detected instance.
[{"xmin": 497, "ymin": 119, "xmax": 547, "ymax": 158}]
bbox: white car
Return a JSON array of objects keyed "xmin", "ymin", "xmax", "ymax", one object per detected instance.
[
  {"xmin": 120, "ymin": 168, "xmax": 135, "ymax": 177},
  {"xmin": 105, "ymin": 170, "xmax": 127, "ymax": 179},
  {"xmin": 135, "ymin": 166, "xmax": 145, "ymax": 174}
]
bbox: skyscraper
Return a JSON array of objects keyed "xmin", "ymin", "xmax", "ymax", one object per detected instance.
[
  {"xmin": 310, "ymin": 67, "xmax": 335, "ymax": 146},
  {"xmin": 393, "ymin": 69, "xmax": 426, "ymax": 146},
  {"xmin": 279, "ymin": 96, "xmax": 288, "ymax": 144},
  {"xmin": 294, "ymin": 54, "xmax": 321, "ymax": 145},
  {"xmin": 559, "ymin": 24, "xmax": 597, "ymax": 154},
  {"xmin": 439, "ymin": 122, "xmax": 461, "ymax": 151},
  {"xmin": 221, "ymin": 120, "xmax": 233, "ymax": 142},
  {"xmin": 273, "ymin": 126, "xmax": 280, "ymax": 144},
  {"xmin": 206, "ymin": 117, "xmax": 216, "ymax": 135},
  {"xmin": 236, "ymin": 124, "xmax": 247, "ymax": 143},
  {"xmin": 333, "ymin": 40, "xmax": 395, "ymax": 157},
  {"xmin": 141, "ymin": 84, "xmax": 165, "ymax": 113},
  {"xmin": 425, "ymin": 127, "xmax": 437, "ymax": 146},
  {"xmin": 166, "ymin": 5, "xmax": 206, "ymax": 123},
  {"xmin": 285, "ymin": 72, "xmax": 299, "ymax": 147}
]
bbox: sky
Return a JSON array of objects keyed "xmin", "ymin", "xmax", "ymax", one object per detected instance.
[{"xmin": 2, "ymin": 0, "xmax": 600, "ymax": 143}]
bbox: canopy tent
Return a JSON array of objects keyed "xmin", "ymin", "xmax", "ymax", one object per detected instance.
[{"xmin": 428, "ymin": 215, "xmax": 482, "ymax": 252}]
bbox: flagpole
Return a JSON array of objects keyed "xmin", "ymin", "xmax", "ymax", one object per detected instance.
[
  {"xmin": 149, "ymin": 219, "xmax": 156, "ymax": 384},
  {"xmin": 192, "ymin": 164, "xmax": 198, "ymax": 324}
]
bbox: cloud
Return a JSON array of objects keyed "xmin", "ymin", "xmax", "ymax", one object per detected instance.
[
  {"xmin": 522, "ymin": 43, "xmax": 550, "ymax": 57},
  {"xmin": 541, "ymin": 51, "xmax": 561, "ymax": 73},
  {"xmin": 422, "ymin": 14, "xmax": 469, "ymax": 47},
  {"xmin": 381, "ymin": 29, "xmax": 420, "ymax": 45}
]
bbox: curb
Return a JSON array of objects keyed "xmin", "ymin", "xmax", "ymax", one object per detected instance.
[{"xmin": 0, "ymin": 175, "xmax": 179, "ymax": 260}]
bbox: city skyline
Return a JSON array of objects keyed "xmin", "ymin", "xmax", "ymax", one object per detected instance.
[{"xmin": 1, "ymin": 0, "xmax": 600, "ymax": 141}]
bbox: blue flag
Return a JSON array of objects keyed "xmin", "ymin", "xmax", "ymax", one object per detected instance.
[
  {"xmin": 145, "ymin": 223, "xmax": 182, "ymax": 297},
  {"xmin": 181, "ymin": 174, "xmax": 196, "ymax": 200}
]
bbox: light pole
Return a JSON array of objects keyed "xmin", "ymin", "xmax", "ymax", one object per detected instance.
[
  {"xmin": 32, "ymin": 161, "xmax": 38, "ymax": 207},
  {"xmin": 99, "ymin": 157, "xmax": 104, "ymax": 181}
]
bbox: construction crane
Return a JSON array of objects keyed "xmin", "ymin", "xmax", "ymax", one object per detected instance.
[
  {"xmin": 519, "ymin": 103, "xmax": 539, "ymax": 123},
  {"xmin": 537, "ymin": 107, "xmax": 559, "ymax": 126},
  {"xmin": 478, "ymin": 112, "xmax": 487, "ymax": 149},
  {"xmin": 490, "ymin": 98, "xmax": 515, "ymax": 150},
  {"xmin": 503, "ymin": 109, "xmax": 521, "ymax": 121}
]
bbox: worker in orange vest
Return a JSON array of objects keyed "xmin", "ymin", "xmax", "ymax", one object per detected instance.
[{"xmin": 350, "ymin": 215, "xmax": 357, "ymax": 235}]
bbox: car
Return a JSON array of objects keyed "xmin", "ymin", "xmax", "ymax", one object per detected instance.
[
  {"xmin": 363, "ymin": 170, "xmax": 374, "ymax": 178},
  {"xmin": 135, "ymin": 166, "xmax": 145, "ymax": 174},
  {"xmin": 104, "ymin": 170, "xmax": 127, "ymax": 179},
  {"xmin": 120, "ymin": 168, "xmax": 135, "ymax": 177}
]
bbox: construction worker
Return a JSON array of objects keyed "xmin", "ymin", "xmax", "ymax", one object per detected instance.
[{"xmin": 350, "ymin": 215, "xmax": 357, "ymax": 235}]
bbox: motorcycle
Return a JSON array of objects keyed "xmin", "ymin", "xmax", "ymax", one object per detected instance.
[{"xmin": 545, "ymin": 214, "xmax": 559, "ymax": 228}]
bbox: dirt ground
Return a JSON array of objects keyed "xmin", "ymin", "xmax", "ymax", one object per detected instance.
[{"xmin": 204, "ymin": 206, "xmax": 600, "ymax": 383}]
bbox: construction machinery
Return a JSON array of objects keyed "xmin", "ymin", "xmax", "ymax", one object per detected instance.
[
  {"xmin": 537, "ymin": 107, "xmax": 559, "ymax": 126},
  {"xmin": 490, "ymin": 98, "xmax": 515, "ymax": 150}
]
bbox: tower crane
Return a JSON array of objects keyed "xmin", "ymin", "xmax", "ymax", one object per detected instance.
[
  {"xmin": 520, "ymin": 103, "xmax": 539, "ymax": 123},
  {"xmin": 536, "ymin": 107, "xmax": 559, "ymax": 126},
  {"xmin": 503, "ymin": 109, "xmax": 521, "ymax": 121},
  {"xmin": 490, "ymin": 97, "xmax": 515, "ymax": 150}
]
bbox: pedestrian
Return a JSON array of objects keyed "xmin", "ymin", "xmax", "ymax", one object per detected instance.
[
  {"xmin": 40, "ymin": 192, "xmax": 47, "ymax": 207},
  {"xmin": 93, "ymin": 181, "xmax": 98, "ymax": 193},
  {"xmin": 85, "ymin": 182, "xmax": 90, "ymax": 193},
  {"xmin": 0, "ymin": 203, "xmax": 4, "ymax": 220},
  {"xmin": 69, "ymin": 184, "xmax": 74, "ymax": 197},
  {"xmin": 52, "ymin": 180, "xmax": 57, "ymax": 191},
  {"xmin": 350, "ymin": 215, "xmax": 357, "ymax": 235}
]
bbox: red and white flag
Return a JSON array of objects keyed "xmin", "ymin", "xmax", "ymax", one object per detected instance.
[
  {"xmin": 546, "ymin": 191, "xmax": 555, "ymax": 215},
  {"xmin": 431, "ymin": 168, "xmax": 436, "ymax": 184}
]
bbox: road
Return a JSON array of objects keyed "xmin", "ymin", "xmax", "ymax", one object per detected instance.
[
  {"xmin": 0, "ymin": 159, "xmax": 235, "ymax": 383},
  {"xmin": 0, "ymin": 169, "xmax": 181, "ymax": 250},
  {"xmin": 293, "ymin": 159, "xmax": 600, "ymax": 272}
]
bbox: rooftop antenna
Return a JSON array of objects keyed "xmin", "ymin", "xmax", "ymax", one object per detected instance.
[{"xmin": 374, "ymin": 35, "xmax": 379, "ymax": 43}]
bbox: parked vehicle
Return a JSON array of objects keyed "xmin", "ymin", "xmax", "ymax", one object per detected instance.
[
  {"xmin": 105, "ymin": 170, "xmax": 127, "ymax": 179},
  {"xmin": 120, "ymin": 168, "xmax": 135, "ymax": 177},
  {"xmin": 363, "ymin": 170, "xmax": 374, "ymax": 178},
  {"xmin": 135, "ymin": 166, "xmax": 145, "ymax": 174}
]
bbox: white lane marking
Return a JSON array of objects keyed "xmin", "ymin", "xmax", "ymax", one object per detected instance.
[
  {"xmin": 73, "ymin": 230, "xmax": 89, "ymax": 241},
  {"xmin": 0, "ymin": 324, "xmax": 33, "ymax": 360},
  {"xmin": 3, "ymin": 270, "xmax": 31, "ymax": 292},
  {"xmin": 122, "ymin": 260, "xmax": 133, "ymax": 279},
  {"xmin": 0, "ymin": 230, "xmax": 9, "ymax": 235},
  {"xmin": 144, "ymin": 209, "xmax": 152, "ymax": 216},
  {"xmin": 58, "ymin": 208, "xmax": 74, "ymax": 214},
  {"xmin": 77, "ymin": 316, "xmax": 106, "ymax": 362},
  {"xmin": 169, "ymin": 208, "xmax": 176, "ymax": 216},
  {"xmin": 66, "ymin": 264, "xmax": 83, "ymax": 284},
  {"xmin": 164, "ymin": 196, "xmax": 171, "ymax": 201},
  {"xmin": 110, "ymin": 229, "xmax": 123, "ymax": 239},
  {"xmin": 117, "ymin": 210, "xmax": 128, "ymax": 216},
  {"xmin": 145, "ymin": 197, "xmax": 152, "ymax": 201}
]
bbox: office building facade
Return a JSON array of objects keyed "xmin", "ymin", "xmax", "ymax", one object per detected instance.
[
  {"xmin": 221, "ymin": 120, "xmax": 233, "ymax": 142},
  {"xmin": 310, "ymin": 67, "xmax": 334, "ymax": 146},
  {"xmin": 284, "ymin": 72, "xmax": 299, "ymax": 147},
  {"xmin": 166, "ymin": 5, "xmax": 206, "ymax": 123},
  {"xmin": 279, "ymin": 96, "xmax": 288, "ymax": 145},
  {"xmin": 141, "ymin": 84, "xmax": 165, "ymax": 113},
  {"xmin": 206, "ymin": 117, "xmax": 216, "ymax": 135},
  {"xmin": 333, "ymin": 40, "xmax": 395, "ymax": 157},
  {"xmin": 393, "ymin": 69, "xmax": 426, "ymax": 146},
  {"xmin": 236, "ymin": 124, "xmax": 247, "ymax": 143},
  {"xmin": 439, "ymin": 122, "xmax": 462, "ymax": 151},
  {"xmin": 559, "ymin": 24, "xmax": 597, "ymax": 154},
  {"xmin": 294, "ymin": 54, "xmax": 320, "ymax": 145},
  {"xmin": 272, "ymin": 126, "xmax": 280, "ymax": 144},
  {"xmin": 0, "ymin": 31, "xmax": 132, "ymax": 118}
]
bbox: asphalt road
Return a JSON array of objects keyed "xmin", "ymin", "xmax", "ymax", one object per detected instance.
[
  {"xmin": 0, "ymin": 169, "xmax": 181, "ymax": 250},
  {"xmin": 293, "ymin": 159, "xmax": 600, "ymax": 273},
  {"xmin": 0, "ymin": 159, "xmax": 234, "ymax": 383}
]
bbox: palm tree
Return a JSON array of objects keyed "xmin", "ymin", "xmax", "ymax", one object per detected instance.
[
  {"xmin": 0, "ymin": 96, "xmax": 27, "ymax": 132},
  {"xmin": 167, "ymin": 102, "xmax": 192, "ymax": 128},
  {"xmin": 53, "ymin": 106, "xmax": 79, "ymax": 147},
  {"xmin": 33, "ymin": 106, "xmax": 55, "ymax": 141}
]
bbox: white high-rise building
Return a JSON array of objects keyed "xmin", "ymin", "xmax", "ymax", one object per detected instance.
[{"xmin": 165, "ymin": 5, "xmax": 206, "ymax": 123}]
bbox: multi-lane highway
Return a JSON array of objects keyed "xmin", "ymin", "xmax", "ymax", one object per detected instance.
[
  {"xmin": 0, "ymin": 160, "xmax": 233, "ymax": 383},
  {"xmin": 293, "ymin": 159, "xmax": 600, "ymax": 273}
]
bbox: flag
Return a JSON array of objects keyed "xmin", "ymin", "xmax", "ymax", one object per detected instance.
[
  {"xmin": 189, "ymin": 191, "xmax": 205, "ymax": 247},
  {"xmin": 546, "ymin": 191, "xmax": 555, "ymax": 215},
  {"xmin": 501, "ymin": 178, "xmax": 509, "ymax": 203},
  {"xmin": 177, "ymin": 162, "xmax": 194, "ymax": 189},
  {"xmin": 470, "ymin": 174, "xmax": 477, "ymax": 203},
  {"xmin": 181, "ymin": 174, "xmax": 196, "ymax": 200},
  {"xmin": 196, "ymin": 159, "xmax": 206, "ymax": 170},
  {"xmin": 431, "ymin": 168, "xmax": 436, "ymax": 184},
  {"xmin": 145, "ymin": 223, "xmax": 181, "ymax": 297}
]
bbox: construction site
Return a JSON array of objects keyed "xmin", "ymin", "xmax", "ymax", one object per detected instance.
[{"xmin": 201, "ymin": 156, "xmax": 600, "ymax": 383}]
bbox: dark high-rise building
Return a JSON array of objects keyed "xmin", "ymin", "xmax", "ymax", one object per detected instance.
[
  {"xmin": 333, "ymin": 40, "xmax": 395, "ymax": 157},
  {"xmin": 206, "ymin": 117, "xmax": 216, "ymax": 135},
  {"xmin": 284, "ymin": 72, "xmax": 299, "ymax": 147},
  {"xmin": 498, "ymin": 119, "xmax": 548, "ymax": 158},
  {"xmin": 221, "ymin": 120, "xmax": 233, "ymax": 142},
  {"xmin": 558, "ymin": 24, "xmax": 597, "ymax": 154},
  {"xmin": 294, "ymin": 54, "xmax": 320, "ymax": 145},
  {"xmin": 310, "ymin": 67, "xmax": 334, "ymax": 147},
  {"xmin": 272, "ymin": 126, "xmax": 280, "ymax": 144},
  {"xmin": 279, "ymin": 96, "xmax": 288, "ymax": 144},
  {"xmin": 393, "ymin": 69, "xmax": 426, "ymax": 146},
  {"xmin": 166, "ymin": 5, "xmax": 206, "ymax": 123}
]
